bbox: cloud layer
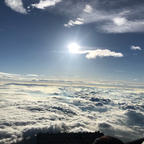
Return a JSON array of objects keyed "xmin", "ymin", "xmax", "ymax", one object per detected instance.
[{"xmin": 0, "ymin": 73, "xmax": 144, "ymax": 143}]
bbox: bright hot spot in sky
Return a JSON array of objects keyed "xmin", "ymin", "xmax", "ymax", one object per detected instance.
[{"xmin": 68, "ymin": 42, "xmax": 81, "ymax": 53}]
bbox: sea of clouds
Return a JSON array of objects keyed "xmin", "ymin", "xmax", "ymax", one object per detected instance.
[{"xmin": 0, "ymin": 77, "xmax": 144, "ymax": 143}]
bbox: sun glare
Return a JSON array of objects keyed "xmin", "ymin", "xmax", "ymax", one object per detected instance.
[{"xmin": 68, "ymin": 42, "xmax": 80, "ymax": 53}]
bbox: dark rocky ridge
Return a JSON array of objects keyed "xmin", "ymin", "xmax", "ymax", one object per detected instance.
[{"xmin": 13, "ymin": 131, "xmax": 144, "ymax": 144}]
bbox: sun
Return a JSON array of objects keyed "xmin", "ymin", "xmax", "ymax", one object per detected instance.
[{"xmin": 68, "ymin": 42, "xmax": 80, "ymax": 53}]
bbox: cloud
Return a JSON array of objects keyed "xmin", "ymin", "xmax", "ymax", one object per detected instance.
[
  {"xmin": 0, "ymin": 72, "xmax": 40, "ymax": 81},
  {"xmin": 32, "ymin": 0, "xmax": 62, "ymax": 9},
  {"xmin": 64, "ymin": 18, "xmax": 84, "ymax": 27},
  {"xmin": 64, "ymin": 1, "xmax": 144, "ymax": 33},
  {"xmin": 85, "ymin": 49, "xmax": 123, "ymax": 59},
  {"xmin": 101, "ymin": 19, "xmax": 144, "ymax": 33},
  {"xmin": 0, "ymin": 79, "xmax": 144, "ymax": 143},
  {"xmin": 125, "ymin": 110, "xmax": 144, "ymax": 126},
  {"xmin": 3, "ymin": 0, "xmax": 144, "ymax": 33},
  {"xmin": 4, "ymin": 0, "xmax": 27, "ymax": 14},
  {"xmin": 83, "ymin": 4, "xmax": 93, "ymax": 14},
  {"xmin": 70, "ymin": 49, "xmax": 123, "ymax": 59},
  {"xmin": 113, "ymin": 17, "xmax": 127, "ymax": 26},
  {"xmin": 131, "ymin": 45, "xmax": 142, "ymax": 50},
  {"xmin": 64, "ymin": 7, "xmax": 130, "ymax": 29}
]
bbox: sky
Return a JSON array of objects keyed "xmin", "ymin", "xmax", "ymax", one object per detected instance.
[{"xmin": 1, "ymin": 0, "xmax": 144, "ymax": 82}]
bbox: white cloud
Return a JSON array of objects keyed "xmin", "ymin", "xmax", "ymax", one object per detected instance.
[
  {"xmin": 32, "ymin": 0, "xmax": 62, "ymax": 9},
  {"xmin": 83, "ymin": 4, "xmax": 93, "ymax": 13},
  {"xmin": 64, "ymin": 11, "xmax": 112, "ymax": 27},
  {"xmin": 70, "ymin": 49, "xmax": 123, "ymax": 59},
  {"xmin": 64, "ymin": 18, "xmax": 84, "ymax": 27},
  {"xmin": 64, "ymin": 9, "xmax": 129, "ymax": 29},
  {"xmin": 4, "ymin": 0, "xmax": 144, "ymax": 33},
  {"xmin": 101, "ymin": 19, "xmax": 144, "ymax": 33},
  {"xmin": 0, "ymin": 79, "xmax": 144, "ymax": 143},
  {"xmin": 113, "ymin": 17, "xmax": 127, "ymax": 26},
  {"xmin": 131, "ymin": 45, "xmax": 142, "ymax": 50},
  {"xmin": 4, "ymin": 0, "xmax": 27, "ymax": 14},
  {"xmin": 63, "ymin": 1, "xmax": 144, "ymax": 33},
  {"xmin": 85, "ymin": 49, "xmax": 123, "ymax": 59}
]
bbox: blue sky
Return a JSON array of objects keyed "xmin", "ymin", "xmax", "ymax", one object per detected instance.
[{"xmin": 0, "ymin": 0, "xmax": 144, "ymax": 82}]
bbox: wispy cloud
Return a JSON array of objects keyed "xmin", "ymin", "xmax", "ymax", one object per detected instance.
[
  {"xmin": 31, "ymin": 0, "xmax": 62, "ymax": 9},
  {"xmin": 65, "ymin": 11, "xmax": 144, "ymax": 33},
  {"xmin": 101, "ymin": 19, "xmax": 144, "ymax": 33},
  {"xmin": 131, "ymin": 45, "xmax": 142, "ymax": 50},
  {"xmin": 0, "ymin": 72, "xmax": 40, "ymax": 81},
  {"xmin": 4, "ymin": 1, "xmax": 144, "ymax": 33},
  {"xmin": 4, "ymin": 0, "xmax": 27, "ymax": 14},
  {"xmin": 62, "ymin": 1, "xmax": 144, "ymax": 33},
  {"xmin": 64, "ymin": 5, "xmax": 130, "ymax": 30},
  {"xmin": 64, "ymin": 18, "xmax": 84, "ymax": 27},
  {"xmin": 64, "ymin": 1, "xmax": 144, "ymax": 33}
]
